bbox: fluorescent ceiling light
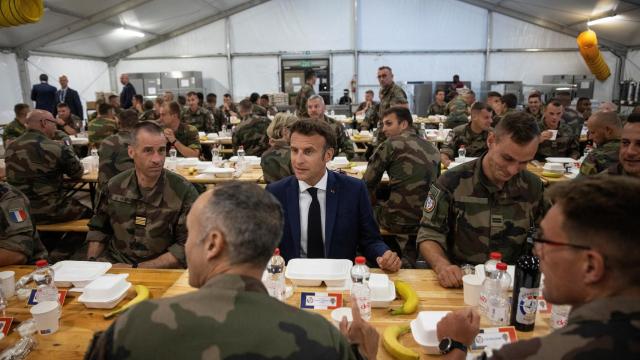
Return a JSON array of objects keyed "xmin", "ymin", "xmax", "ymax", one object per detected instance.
[
  {"xmin": 114, "ymin": 27, "xmax": 145, "ymax": 38},
  {"xmin": 587, "ymin": 15, "xmax": 621, "ymax": 26}
]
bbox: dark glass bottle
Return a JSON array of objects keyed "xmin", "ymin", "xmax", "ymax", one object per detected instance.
[{"xmin": 510, "ymin": 227, "xmax": 541, "ymax": 331}]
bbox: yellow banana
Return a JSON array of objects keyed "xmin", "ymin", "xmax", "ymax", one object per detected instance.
[
  {"xmin": 382, "ymin": 325, "xmax": 420, "ymax": 360},
  {"xmin": 104, "ymin": 285, "xmax": 150, "ymax": 319},
  {"xmin": 390, "ymin": 280, "xmax": 419, "ymax": 315}
]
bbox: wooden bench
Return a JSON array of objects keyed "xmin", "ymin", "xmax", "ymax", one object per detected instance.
[{"xmin": 36, "ymin": 219, "xmax": 90, "ymax": 233}]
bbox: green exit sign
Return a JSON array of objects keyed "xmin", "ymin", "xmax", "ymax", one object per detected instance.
[{"xmin": 299, "ymin": 60, "xmax": 312, "ymax": 67}]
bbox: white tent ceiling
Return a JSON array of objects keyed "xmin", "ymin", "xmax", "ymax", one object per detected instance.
[{"xmin": 0, "ymin": 0, "xmax": 638, "ymax": 61}]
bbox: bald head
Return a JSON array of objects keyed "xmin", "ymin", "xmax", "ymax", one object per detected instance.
[
  {"xmin": 26, "ymin": 110, "xmax": 57, "ymax": 138},
  {"xmin": 587, "ymin": 111, "xmax": 622, "ymax": 146},
  {"xmin": 590, "ymin": 111, "xmax": 622, "ymax": 129},
  {"xmin": 26, "ymin": 110, "xmax": 54, "ymax": 126}
]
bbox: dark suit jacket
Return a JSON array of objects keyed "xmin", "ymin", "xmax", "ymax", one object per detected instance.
[
  {"xmin": 266, "ymin": 171, "xmax": 389, "ymax": 264},
  {"xmin": 120, "ymin": 83, "xmax": 136, "ymax": 109},
  {"xmin": 31, "ymin": 82, "xmax": 57, "ymax": 113},
  {"xmin": 55, "ymin": 87, "xmax": 83, "ymax": 119}
]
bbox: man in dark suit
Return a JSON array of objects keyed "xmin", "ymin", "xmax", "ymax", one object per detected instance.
[
  {"xmin": 266, "ymin": 119, "xmax": 401, "ymax": 271},
  {"xmin": 54, "ymin": 75, "xmax": 83, "ymax": 119},
  {"xmin": 30, "ymin": 74, "xmax": 57, "ymax": 113},
  {"xmin": 119, "ymin": 73, "xmax": 136, "ymax": 109}
]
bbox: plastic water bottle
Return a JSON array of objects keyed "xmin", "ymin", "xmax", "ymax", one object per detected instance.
[
  {"xmin": 90, "ymin": 147, "xmax": 98, "ymax": 158},
  {"xmin": 265, "ymin": 248, "xmax": 286, "ymax": 301},
  {"xmin": 419, "ymin": 123, "xmax": 427, "ymax": 140},
  {"xmin": 235, "ymin": 146, "xmax": 246, "ymax": 174},
  {"xmin": 33, "ymin": 260, "xmax": 59, "ymax": 304},
  {"xmin": 330, "ymin": 109, "xmax": 335, "ymax": 117},
  {"xmin": 484, "ymin": 252, "xmax": 502, "ymax": 277},
  {"xmin": 211, "ymin": 145, "xmax": 221, "ymax": 166},
  {"xmin": 169, "ymin": 147, "xmax": 177, "ymax": 160},
  {"xmin": 221, "ymin": 124, "xmax": 227, "ymax": 135},
  {"xmin": 479, "ymin": 261, "xmax": 508, "ymax": 317},
  {"xmin": 486, "ymin": 262, "xmax": 511, "ymax": 325},
  {"xmin": 350, "ymin": 256, "xmax": 371, "ymax": 320},
  {"xmin": 458, "ymin": 145, "xmax": 466, "ymax": 160}
]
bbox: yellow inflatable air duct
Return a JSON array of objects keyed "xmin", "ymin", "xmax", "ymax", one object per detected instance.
[
  {"xmin": 0, "ymin": 0, "xmax": 44, "ymax": 28},
  {"xmin": 577, "ymin": 29, "xmax": 611, "ymax": 81}
]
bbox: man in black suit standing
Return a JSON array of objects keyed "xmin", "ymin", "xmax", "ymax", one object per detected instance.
[
  {"xmin": 119, "ymin": 73, "xmax": 136, "ymax": 109},
  {"xmin": 55, "ymin": 75, "xmax": 83, "ymax": 119},
  {"xmin": 30, "ymin": 74, "xmax": 57, "ymax": 113}
]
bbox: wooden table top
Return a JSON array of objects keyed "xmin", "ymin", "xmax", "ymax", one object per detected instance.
[
  {"xmin": 164, "ymin": 269, "xmax": 552, "ymax": 360},
  {"xmin": 80, "ymin": 167, "xmax": 264, "ymax": 185},
  {"xmin": 0, "ymin": 266, "xmax": 184, "ymax": 359}
]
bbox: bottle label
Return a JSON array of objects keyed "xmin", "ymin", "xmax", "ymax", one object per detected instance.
[
  {"xmin": 488, "ymin": 303, "xmax": 509, "ymax": 324},
  {"xmin": 516, "ymin": 287, "xmax": 539, "ymax": 324}
]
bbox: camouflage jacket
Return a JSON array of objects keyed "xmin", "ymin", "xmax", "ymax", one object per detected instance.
[
  {"xmin": 525, "ymin": 107, "xmax": 543, "ymax": 122},
  {"xmin": 376, "ymin": 83, "xmax": 407, "ymax": 143},
  {"xmin": 138, "ymin": 109, "xmax": 157, "ymax": 121},
  {"xmin": 562, "ymin": 107, "xmax": 585, "ymax": 139},
  {"xmin": 87, "ymin": 169, "xmax": 198, "ymax": 266},
  {"xmin": 2, "ymin": 119, "xmax": 27, "ymax": 148},
  {"xmin": 219, "ymin": 103, "xmax": 239, "ymax": 119},
  {"xmin": 5, "ymin": 129, "xmax": 86, "ymax": 224},
  {"xmin": 535, "ymin": 119, "xmax": 580, "ymax": 161},
  {"xmin": 579, "ymin": 139, "xmax": 620, "ymax": 176},
  {"xmin": 0, "ymin": 182, "xmax": 47, "ymax": 263},
  {"xmin": 428, "ymin": 102, "xmax": 447, "ymax": 116},
  {"xmin": 445, "ymin": 97, "xmax": 469, "ymax": 129},
  {"xmin": 486, "ymin": 296, "xmax": 640, "ymax": 360},
  {"xmin": 171, "ymin": 123, "xmax": 202, "ymax": 157},
  {"xmin": 296, "ymin": 83, "xmax": 315, "ymax": 118},
  {"xmin": 98, "ymin": 130, "xmax": 134, "ymax": 189},
  {"xmin": 364, "ymin": 130, "xmax": 440, "ymax": 233},
  {"xmin": 58, "ymin": 114, "xmax": 81, "ymax": 133},
  {"xmin": 210, "ymin": 107, "xmax": 227, "ymax": 133},
  {"xmin": 252, "ymin": 103, "xmax": 268, "ymax": 117},
  {"xmin": 416, "ymin": 155, "xmax": 547, "ymax": 265},
  {"xmin": 440, "ymin": 123, "xmax": 491, "ymax": 160},
  {"xmin": 182, "ymin": 106, "xmax": 214, "ymax": 133},
  {"xmin": 322, "ymin": 115, "xmax": 355, "ymax": 160},
  {"xmin": 85, "ymin": 274, "xmax": 356, "ymax": 360},
  {"xmin": 359, "ymin": 103, "xmax": 380, "ymax": 131},
  {"xmin": 232, "ymin": 115, "xmax": 270, "ymax": 156},
  {"xmin": 491, "ymin": 108, "xmax": 516, "ymax": 128},
  {"xmin": 88, "ymin": 117, "xmax": 118, "ymax": 148},
  {"xmin": 596, "ymin": 163, "xmax": 631, "ymax": 177},
  {"xmin": 261, "ymin": 140, "xmax": 293, "ymax": 184}
]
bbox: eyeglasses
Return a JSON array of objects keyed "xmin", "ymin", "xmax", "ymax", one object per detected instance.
[{"xmin": 532, "ymin": 236, "xmax": 591, "ymax": 250}]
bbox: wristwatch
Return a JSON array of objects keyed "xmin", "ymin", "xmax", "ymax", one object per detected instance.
[{"xmin": 438, "ymin": 337, "xmax": 467, "ymax": 354}]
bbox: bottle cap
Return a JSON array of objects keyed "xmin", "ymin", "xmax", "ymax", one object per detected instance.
[
  {"xmin": 355, "ymin": 256, "xmax": 366, "ymax": 265},
  {"xmin": 496, "ymin": 262, "xmax": 508, "ymax": 271},
  {"xmin": 274, "ymin": 248, "xmax": 280, "ymax": 256},
  {"xmin": 35, "ymin": 259, "xmax": 48, "ymax": 267},
  {"xmin": 489, "ymin": 252, "xmax": 502, "ymax": 260},
  {"xmin": 460, "ymin": 145, "xmax": 465, "ymax": 148}
]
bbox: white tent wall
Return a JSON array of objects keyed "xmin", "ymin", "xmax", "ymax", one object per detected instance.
[
  {"xmin": 332, "ymin": 54, "xmax": 356, "ymax": 103},
  {"xmin": 116, "ymin": 57, "xmax": 229, "ymax": 99},
  {"xmin": 490, "ymin": 13, "xmax": 578, "ymax": 49},
  {"xmin": 0, "ymin": 53, "xmax": 22, "ymax": 124},
  {"xmin": 26, "ymin": 55, "xmax": 111, "ymax": 119},
  {"xmin": 231, "ymin": 56, "xmax": 279, "ymax": 101},
  {"xmin": 624, "ymin": 50, "xmax": 640, "ymax": 82}
]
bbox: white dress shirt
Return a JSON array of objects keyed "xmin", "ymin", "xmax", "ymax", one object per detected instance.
[{"xmin": 298, "ymin": 170, "xmax": 328, "ymax": 257}]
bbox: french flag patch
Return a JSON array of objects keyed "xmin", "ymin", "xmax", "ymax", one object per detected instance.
[{"xmin": 9, "ymin": 209, "xmax": 27, "ymax": 223}]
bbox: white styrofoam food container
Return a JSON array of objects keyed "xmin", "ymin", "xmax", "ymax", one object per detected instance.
[
  {"xmin": 285, "ymin": 259, "xmax": 352, "ymax": 287},
  {"xmin": 371, "ymin": 279, "xmax": 396, "ymax": 308},
  {"xmin": 52, "ymin": 261, "xmax": 112, "ymax": 288},
  {"xmin": 201, "ymin": 167, "xmax": 235, "ymax": 177},
  {"xmin": 410, "ymin": 311, "xmax": 450, "ymax": 354},
  {"xmin": 78, "ymin": 274, "xmax": 131, "ymax": 309}
]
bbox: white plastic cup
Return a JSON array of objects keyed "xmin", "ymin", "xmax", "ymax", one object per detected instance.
[
  {"xmin": 30, "ymin": 301, "xmax": 61, "ymax": 335},
  {"xmin": 330, "ymin": 307, "xmax": 352, "ymax": 328},
  {"xmin": 549, "ymin": 130, "xmax": 558, "ymax": 141},
  {"xmin": 0, "ymin": 271, "xmax": 15, "ymax": 298},
  {"xmin": 550, "ymin": 304, "xmax": 571, "ymax": 329},
  {"xmin": 462, "ymin": 274, "xmax": 483, "ymax": 306}
]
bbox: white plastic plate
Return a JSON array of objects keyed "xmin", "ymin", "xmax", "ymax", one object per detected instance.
[
  {"xmin": 285, "ymin": 259, "xmax": 352, "ymax": 287},
  {"xmin": 52, "ymin": 261, "xmax": 112, "ymax": 288}
]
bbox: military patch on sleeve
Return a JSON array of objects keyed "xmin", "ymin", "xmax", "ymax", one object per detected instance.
[
  {"xmin": 64, "ymin": 138, "xmax": 72, "ymax": 147},
  {"xmin": 8, "ymin": 208, "xmax": 27, "ymax": 223},
  {"xmin": 424, "ymin": 194, "xmax": 436, "ymax": 213},
  {"xmin": 135, "ymin": 216, "xmax": 147, "ymax": 227}
]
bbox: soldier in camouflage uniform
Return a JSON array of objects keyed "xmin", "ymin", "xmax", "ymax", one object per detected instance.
[
  {"xmin": 183, "ymin": 91, "xmax": 215, "ymax": 133},
  {"xmin": 0, "ymin": 182, "xmax": 48, "ymax": 265},
  {"xmin": 98, "ymin": 110, "xmax": 138, "ymax": 189},
  {"xmin": 364, "ymin": 107, "xmax": 439, "ymax": 235},
  {"xmin": 535, "ymin": 101, "xmax": 580, "ymax": 161},
  {"xmin": 2, "ymin": 103, "xmax": 29, "ymax": 149},
  {"xmin": 160, "ymin": 101, "xmax": 201, "ymax": 158},
  {"xmin": 417, "ymin": 113, "xmax": 547, "ymax": 288},
  {"xmin": 6, "ymin": 110, "xmax": 90, "ymax": 224},
  {"xmin": 438, "ymin": 177, "xmax": 640, "ymax": 360},
  {"xmin": 88, "ymin": 103, "xmax": 118, "ymax": 148},
  {"xmin": 597, "ymin": 116, "xmax": 640, "ymax": 179},
  {"xmin": 306, "ymin": 95, "xmax": 355, "ymax": 160},
  {"xmin": 232, "ymin": 99, "xmax": 270, "ymax": 156},
  {"xmin": 219, "ymin": 93, "xmax": 239, "ymax": 119},
  {"xmin": 440, "ymin": 102, "xmax": 493, "ymax": 167},
  {"xmin": 490, "ymin": 93, "xmax": 517, "ymax": 127},
  {"xmin": 556, "ymin": 91, "xmax": 585, "ymax": 136},
  {"xmin": 259, "ymin": 94, "xmax": 279, "ymax": 116},
  {"xmin": 249, "ymin": 93, "xmax": 269, "ymax": 116},
  {"xmin": 525, "ymin": 93, "xmax": 543, "ymax": 121},
  {"xmin": 85, "ymin": 182, "xmax": 370, "ymax": 360},
  {"xmin": 261, "ymin": 113, "xmax": 297, "ymax": 184},
  {"xmin": 54, "ymin": 102, "xmax": 81, "ymax": 135},
  {"xmin": 205, "ymin": 94, "xmax": 228, "ymax": 133},
  {"xmin": 296, "ymin": 69, "xmax": 317, "ymax": 118},
  {"xmin": 138, "ymin": 100, "xmax": 157, "ymax": 121},
  {"xmin": 445, "ymin": 90, "xmax": 475, "ymax": 129},
  {"xmin": 86, "ymin": 122, "xmax": 198, "ymax": 268},
  {"xmin": 375, "ymin": 66, "xmax": 407, "ymax": 143},
  {"xmin": 428, "ymin": 89, "xmax": 447, "ymax": 115},
  {"xmin": 579, "ymin": 111, "xmax": 621, "ymax": 176}
]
